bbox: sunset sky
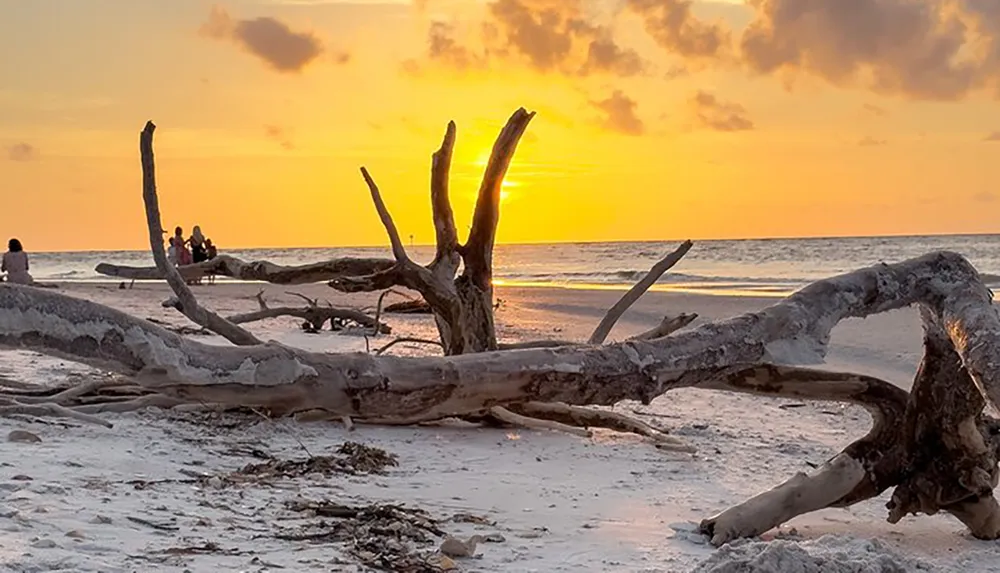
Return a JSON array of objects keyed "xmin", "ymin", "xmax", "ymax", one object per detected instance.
[{"xmin": 2, "ymin": 0, "xmax": 1000, "ymax": 251}]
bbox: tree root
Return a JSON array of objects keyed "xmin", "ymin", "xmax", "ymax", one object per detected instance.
[
  {"xmin": 0, "ymin": 398, "xmax": 114, "ymax": 428},
  {"xmin": 487, "ymin": 406, "xmax": 592, "ymax": 438}
]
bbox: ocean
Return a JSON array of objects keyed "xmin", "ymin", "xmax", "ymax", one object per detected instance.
[{"xmin": 24, "ymin": 234, "xmax": 1000, "ymax": 297}]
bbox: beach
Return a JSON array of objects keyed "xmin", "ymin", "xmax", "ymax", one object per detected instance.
[{"xmin": 0, "ymin": 280, "xmax": 994, "ymax": 572}]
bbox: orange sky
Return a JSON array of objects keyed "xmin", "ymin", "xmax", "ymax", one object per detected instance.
[{"xmin": 2, "ymin": 0, "xmax": 1000, "ymax": 251}]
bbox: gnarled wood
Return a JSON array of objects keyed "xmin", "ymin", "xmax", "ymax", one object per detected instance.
[
  {"xmin": 330, "ymin": 109, "xmax": 536, "ymax": 356},
  {"xmin": 225, "ymin": 291, "xmax": 390, "ymax": 334},
  {"xmin": 5, "ymin": 113, "xmax": 1000, "ymax": 550},
  {"xmin": 4, "ymin": 250, "xmax": 1000, "ymax": 542},
  {"xmin": 95, "ymin": 255, "xmax": 394, "ymax": 284}
]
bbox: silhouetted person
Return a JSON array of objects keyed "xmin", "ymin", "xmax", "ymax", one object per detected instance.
[
  {"xmin": 2, "ymin": 238, "xmax": 33, "ymax": 285},
  {"xmin": 190, "ymin": 225, "xmax": 207, "ymax": 263}
]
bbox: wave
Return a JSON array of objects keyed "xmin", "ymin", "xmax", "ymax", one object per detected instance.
[{"xmin": 494, "ymin": 270, "xmax": 803, "ymax": 286}]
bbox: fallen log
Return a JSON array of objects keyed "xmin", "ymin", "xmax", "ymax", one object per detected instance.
[
  {"xmin": 2, "ymin": 249, "xmax": 1000, "ymax": 543},
  {"xmin": 95, "ymin": 255, "xmax": 394, "ymax": 285}
]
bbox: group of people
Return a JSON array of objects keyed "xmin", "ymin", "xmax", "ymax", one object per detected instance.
[
  {"xmin": 167, "ymin": 226, "xmax": 218, "ymax": 285},
  {"xmin": 1, "ymin": 238, "xmax": 32, "ymax": 285}
]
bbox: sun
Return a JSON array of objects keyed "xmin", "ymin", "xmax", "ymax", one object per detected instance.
[{"xmin": 475, "ymin": 151, "xmax": 519, "ymax": 203}]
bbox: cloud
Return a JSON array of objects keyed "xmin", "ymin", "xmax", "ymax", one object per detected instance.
[
  {"xmin": 581, "ymin": 37, "xmax": 645, "ymax": 76},
  {"xmin": 858, "ymin": 136, "xmax": 887, "ymax": 147},
  {"xmin": 689, "ymin": 91, "xmax": 754, "ymax": 131},
  {"xmin": 427, "ymin": 21, "xmax": 485, "ymax": 70},
  {"xmin": 200, "ymin": 6, "xmax": 332, "ymax": 73},
  {"xmin": 626, "ymin": 0, "xmax": 731, "ymax": 60},
  {"xmin": 737, "ymin": 0, "xmax": 987, "ymax": 100},
  {"xmin": 264, "ymin": 125, "xmax": 295, "ymax": 150},
  {"xmin": 422, "ymin": 0, "xmax": 645, "ymax": 77},
  {"xmin": 591, "ymin": 90, "xmax": 645, "ymax": 135},
  {"xmin": 862, "ymin": 103, "xmax": 889, "ymax": 117},
  {"xmin": 7, "ymin": 143, "xmax": 36, "ymax": 161},
  {"xmin": 974, "ymin": 190, "xmax": 998, "ymax": 203},
  {"xmin": 985, "ymin": 131, "xmax": 1000, "ymax": 142}
]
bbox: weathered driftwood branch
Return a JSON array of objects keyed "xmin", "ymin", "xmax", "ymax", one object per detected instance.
[
  {"xmin": 140, "ymin": 121, "xmax": 261, "ymax": 347},
  {"xmin": 3, "ymin": 250, "xmax": 1000, "ymax": 542},
  {"xmin": 588, "ymin": 240, "xmax": 693, "ymax": 344},
  {"xmin": 330, "ymin": 109, "xmax": 535, "ymax": 355},
  {"xmin": 506, "ymin": 401, "xmax": 694, "ymax": 452},
  {"xmin": 631, "ymin": 312, "xmax": 698, "ymax": 341},
  {"xmin": 225, "ymin": 291, "xmax": 390, "ymax": 334},
  {"xmin": 95, "ymin": 255, "xmax": 394, "ymax": 285}
]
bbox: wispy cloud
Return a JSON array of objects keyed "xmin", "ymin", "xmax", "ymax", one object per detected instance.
[
  {"xmin": 985, "ymin": 131, "xmax": 1000, "ymax": 142},
  {"xmin": 858, "ymin": 136, "xmax": 887, "ymax": 147},
  {"xmin": 7, "ymin": 143, "xmax": 37, "ymax": 161},
  {"xmin": 689, "ymin": 91, "xmax": 754, "ymax": 132},
  {"xmin": 862, "ymin": 103, "xmax": 889, "ymax": 117},
  {"xmin": 264, "ymin": 125, "xmax": 295, "ymax": 150}
]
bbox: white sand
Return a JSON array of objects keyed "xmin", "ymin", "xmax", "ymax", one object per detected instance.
[{"xmin": 0, "ymin": 281, "xmax": 996, "ymax": 572}]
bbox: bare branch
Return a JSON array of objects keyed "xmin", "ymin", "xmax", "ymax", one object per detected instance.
[
  {"xmin": 629, "ymin": 313, "xmax": 699, "ymax": 341},
  {"xmin": 463, "ymin": 108, "xmax": 536, "ymax": 289},
  {"xmin": 488, "ymin": 405, "xmax": 591, "ymax": 438},
  {"xmin": 328, "ymin": 266, "xmax": 405, "ymax": 294},
  {"xmin": 509, "ymin": 402, "xmax": 695, "ymax": 452},
  {"xmin": 0, "ymin": 400, "xmax": 113, "ymax": 428},
  {"xmin": 227, "ymin": 306, "xmax": 390, "ymax": 334},
  {"xmin": 701, "ymin": 453, "xmax": 867, "ymax": 546},
  {"xmin": 139, "ymin": 121, "xmax": 261, "ymax": 347},
  {"xmin": 375, "ymin": 337, "xmax": 444, "ymax": 356},
  {"xmin": 254, "ymin": 290, "xmax": 268, "ymax": 310},
  {"xmin": 430, "ymin": 121, "xmax": 459, "ymax": 277},
  {"xmin": 286, "ymin": 292, "xmax": 318, "ymax": 308},
  {"xmin": 589, "ymin": 240, "xmax": 693, "ymax": 344},
  {"xmin": 360, "ymin": 167, "xmax": 408, "ymax": 262}
]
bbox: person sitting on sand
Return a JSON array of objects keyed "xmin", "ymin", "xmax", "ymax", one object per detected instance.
[
  {"xmin": 167, "ymin": 237, "xmax": 179, "ymax": 266},
  {"xmin": 2, "ymin": 238, "xmax": 33, "ymax": 285},
  {"xmin": 204, "ymin": 238, "xmax": 218, "ymax": 285}
]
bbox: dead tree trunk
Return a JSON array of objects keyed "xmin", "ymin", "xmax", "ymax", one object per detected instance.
[
  {"xmin": 328, "ymin": 111, "xmax": 534, "ymax": 356},
  {"xmin": 95, "ymin": 255, "xmax": 393, "ymax": 284}
]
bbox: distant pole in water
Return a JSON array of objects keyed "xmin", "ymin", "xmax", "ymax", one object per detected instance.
[{"xmin": 410, "ymin": 234, "xmax": 414, "ymax": 247}]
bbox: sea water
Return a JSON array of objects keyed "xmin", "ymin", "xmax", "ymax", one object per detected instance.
[{"xmin": 24, "ymin": 234, "xmax": 1000, "ymax": 297}]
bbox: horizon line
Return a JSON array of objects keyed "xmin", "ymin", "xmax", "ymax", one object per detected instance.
[{"xmin": 33, "ymin": 230, "xmax": 1000, "ymax": 255}]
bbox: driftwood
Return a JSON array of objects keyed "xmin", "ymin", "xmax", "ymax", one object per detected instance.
[
  {"xmin": 2, "ymin": 250, "xmax": 1000, "ymax": 544},
  {"xmin": 324, "ymin": 109, "xmax": 702, "ymax": 446},
  {"xmin": 329, "ymin": 111, "xmax": 532, "ymax": 356},
  {"xmin": 94, "ymin": 255, "xmax": 394, "ymax": 285},
  {"xmin": 384, "ymin": 300, "xmax": 432, "ymax": 314},
  {"xmin": 226, "ymin": 291, "xmax": 390, "ymax": 334},
  {"xmin": 1, "ymin": 112, "xmax": 999, "ymax": 547}
]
